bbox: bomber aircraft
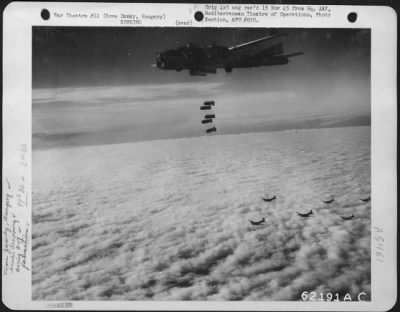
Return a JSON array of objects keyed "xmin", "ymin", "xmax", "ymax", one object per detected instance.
[{"xmin": 154, "ymin": 33, "xmax": 303, "ymax": 76}]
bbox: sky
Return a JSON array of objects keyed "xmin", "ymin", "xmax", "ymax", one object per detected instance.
[{"xmin": 32, "ymin": 27, "xmax": 371, "ymax": 148}]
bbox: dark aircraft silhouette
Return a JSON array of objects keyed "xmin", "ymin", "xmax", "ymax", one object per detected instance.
[
  {"xmin": 249, "ymin": 218, "xmax": 265, "ymax": 225},
  {"xmin": 205, "ymin": 114, "xmax": 215, "ymax": 119},
  {"xmin": 201, "ymin": 119, "xmax": 213, "ymax": 124},
  {"xmin": 297, "ymin": 210, "xmax": 313, "ymax": 218},
  {"xmin": 341, "ymin": 214, "xmax": 355, "ymax": 220},
  {"xmin": 360, "ymin": 196, "xmax": 370, "ymax": 202},
  {"xmin": 155, "ymin": 34, "xmax": 303, "ymax": 76},
  {"xmin": 200, "ymin": 105, "xmax": 212, "ymax": 110},
  {"xmin": 323, "ymin": 196, "xmax": 335, "ymax": 204},
  {"xmin": 262, "ymin": 195, "xmax": 276, "ymax": 202}
]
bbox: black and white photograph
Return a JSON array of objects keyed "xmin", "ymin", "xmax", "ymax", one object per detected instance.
[{"xmin": 30, "ymin": 26, "xmax": 373, "ymax": 301}]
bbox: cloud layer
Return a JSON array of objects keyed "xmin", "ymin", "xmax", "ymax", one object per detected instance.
[{"xmin": 32, "ymin": 126, "xmax": 371, "ymax": 301}]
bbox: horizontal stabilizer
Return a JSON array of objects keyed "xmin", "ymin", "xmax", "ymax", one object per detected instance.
[
  {"xmin": 254, "ymin": 43, "xmax": 284, "ymax": 57},
  {"xmin": 281, "ymin": 52, "xmax": 304, "ymax": 58}
]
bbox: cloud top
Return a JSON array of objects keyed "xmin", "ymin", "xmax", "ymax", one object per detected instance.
[{"xmin": 32, "ymin": 126, "xmax": 371, "ymax": 301}]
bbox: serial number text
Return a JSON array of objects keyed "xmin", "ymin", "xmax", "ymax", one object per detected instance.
[{"xmin": 301, "ymin": 291, "xmax": 368, "ymax": 301}]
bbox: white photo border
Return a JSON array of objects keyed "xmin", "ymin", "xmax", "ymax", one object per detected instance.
[{"xmin": 2, "ymin": 2, "xmax": 397, "ymax": 311}]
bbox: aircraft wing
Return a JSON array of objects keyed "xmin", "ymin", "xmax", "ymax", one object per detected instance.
[
  {"xmin": 228, "ymin": 34, "xmax": 287, "ymax": 53},
  {"xmin": 252, "ymin": 42, "xmax": 284, "ymax": 58}
]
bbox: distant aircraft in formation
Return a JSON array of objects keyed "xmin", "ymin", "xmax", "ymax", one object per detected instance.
[
  {"xmin": 248, "ymin": 194, "xmax": 370, "ymax": 225},
  {"xmin": 322, "ymin": 196, "xmax": 335, "ymax": 204},
  {"xmin": 262, "ymin": 195, "xmax": 276, "ymax": 202},
  {"xmin": 360, "ymin": 196, "xmax": 370, "ymax": 202},
  {"xmin": 341, "ymin": 214, "xmax": 355, "ymax": 220},
  {"xmin": 154, "ymin": 33, "xmax": 304, "ymax": 76},
  {"xmin": 297, "ymin": 210, "xmax": 314, "ymax": 218},
  {"xmin": 249, "ymin": 218, "xmax": 265, "ymax": 225}
]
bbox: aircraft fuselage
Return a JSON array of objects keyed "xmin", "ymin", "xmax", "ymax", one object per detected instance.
[{"xmin": 155, "ymin": 36, "xmax": 303, "ymax": 75}]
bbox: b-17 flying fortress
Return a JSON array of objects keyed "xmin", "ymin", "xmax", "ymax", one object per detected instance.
[{"xmin": 155, "ymin": 33, "xmax": 303, "ymax": 76}]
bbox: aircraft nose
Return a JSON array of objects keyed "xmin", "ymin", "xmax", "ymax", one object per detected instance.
[
  {"xmin": 156, "ymin": 52, "xmax": 161, "ymax": 66},
  {"xmin": 156, "ymin": 52, "xmax": 165, "ymax": 69}
]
